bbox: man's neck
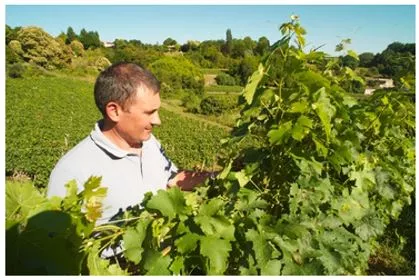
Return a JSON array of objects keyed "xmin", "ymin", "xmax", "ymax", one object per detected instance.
[{"xmin": 100, "ymin": 120, "xmax": 142, "ymax": 153}]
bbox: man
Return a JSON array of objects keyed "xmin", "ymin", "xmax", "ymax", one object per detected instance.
[{"xmin": 48, "ymin": 62, "xmax": 212, "ymax": 223}]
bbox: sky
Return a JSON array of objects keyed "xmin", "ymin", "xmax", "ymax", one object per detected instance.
[{"xmin": 4, "ymin": 4, "xmax": 416, "ymax": 55}]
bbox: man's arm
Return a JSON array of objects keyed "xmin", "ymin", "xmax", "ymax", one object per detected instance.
[{"xmin": 167, "ymin": 170, "xmax": 216, "ymax": 191}]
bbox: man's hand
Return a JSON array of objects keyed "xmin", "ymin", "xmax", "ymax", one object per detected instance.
[{"xmin": 167, "ymin": 170, "xmax": 216, "ymax": 191}]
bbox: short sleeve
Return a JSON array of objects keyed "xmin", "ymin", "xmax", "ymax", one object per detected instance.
[{"xmin": 47, "ymin": 164, "xmax": 83, "ymax": 198}]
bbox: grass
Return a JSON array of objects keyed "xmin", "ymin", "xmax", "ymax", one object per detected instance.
[
  {"xmin": 205, "ymin": 85, "xmax": 243, "ymax": 94},
  {"xmin": 200, "ymin": 68, "xmax": 228, "ymax": 75}
]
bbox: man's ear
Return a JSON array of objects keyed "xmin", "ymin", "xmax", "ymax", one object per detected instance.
[{"xmin": 105, "ymin": 102, "xmax": 121, "ymax": 122}]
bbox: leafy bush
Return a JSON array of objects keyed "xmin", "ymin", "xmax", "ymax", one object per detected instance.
[
  {"xmin": 200, "ymin": 95, "xmax": 239, "ymax": 115},
  {"xmin": 149, "ymin": 56, "xmax": 205, "ymax": 97},
  {"xmin": 6, "ymin": 45, "xmax": 22, "ymax": 64},
  {"xmin": 8, "ymin": 40, "xmax": 24, "ymax": 56},
  {"xmin": 215, "ymin": 72, "xmax": 236, "ymax": 86},
  {"xmin": 70, "ymin": 40, "xmax": 85, "ymax": 57},
  {"xmin": 8, "ymin": 63, "xmax": 26, "ymax": 78},
  {"xmin": 95, "ymin": 57, "xmax": 112, "ymax": 71},
  {"xmin": 184, "ymin": 51, "xmax": 212, "ymax": 68},
  {"xmin": 200, "ymin": 96, "xmax": 224, "ymax": 115},
  {"xmin": 64, "ymin": 49, "xmax": 112, "ymax": 77},
  {"xmin": 182, "ymin": 94, "xmax": 202, "ymax": 113},
  {"xmin": 16, "ymin": 26, "xmax": 72, "ymax": 69},
  {"xmin": 111, "ymin": 43, "xmax": 162, "ymax": 68},
  {"xmin": 367, "ymin": 67, "xmax": 380, "ymax": 77}
]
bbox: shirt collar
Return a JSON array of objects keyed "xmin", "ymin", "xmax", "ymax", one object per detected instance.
[
  {"xmin": 90, "ymin": 120, "xmax": 153, "ymax": 158},
  {"xmin": 90, "ymin": 121, "xmax": 128, "ymax": 158}
]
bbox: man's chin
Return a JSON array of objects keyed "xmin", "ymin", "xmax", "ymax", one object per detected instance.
[{"xmin": 141, "ymin": 132, "xmax": 152, "ymax": 141}]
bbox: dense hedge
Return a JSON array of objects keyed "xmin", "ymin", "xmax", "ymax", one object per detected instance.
[
  {"xmin": 215, "ymin": 72, "xmax": 237, "ymax": 86},
  {"xmin": 200, "ymin": 95, "xmax": 239, "ymax": 116}
]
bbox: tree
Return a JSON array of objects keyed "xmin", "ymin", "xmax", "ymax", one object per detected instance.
[
  {"xmin": 243, "ymin": 36, "xmax": 255, "ymax": 55},
  {"xmin": 180, "ymin": 40, "xmax": 200, "ymax": 52},
  {"xmin": 229, "ymin": 55, "xmax": 258, "ymax": 85},
  {"xmin": 5, "ymin": 24, "xmax": 12, "ymax": 43},
  {"xmin": 78, "ymin": 28, "xmax": 88, "ymax": 48},
  {"xmin": 113, "ymin": 39, "xmax": 128, "ymax": 49},
  {"xmin": 66, "ymin": 27, "xmax": 77, "ymax": 44},
  {"xmin": 254, "ymin": 36, "xmax": 270, "ymax": 56},
  {"xmin": 231, "ymin": 39, "xmax": 246, "ymax": 58},
  {"xmin": 199, "ymin": 40, "xmax": 224, "ymax": 66},
  {"xmin": 403, "ymin": 43, "xmax": 415, "ymax": 55},
  {"xmin": 340, "ymin": 54, "xmax": 359, "ymax": 69},
  {"xmin": 370, "ymin": 42, "xmax": 416, "ymax": 81},
  {"xmin": 6, "ymin": 25, "xmax": 21, "ymax": 45},
  {"xmin": 16, "ymin": 26, "xmax": 72, "ymax": 69},
  {"xmin": 358, "ymin": 52, "xmax": 375, "ymax": 67},
  {"xmin": 78, "ymin": 29, "xmax": 101, "ymax": 50},
  {"xmin": 226, "ymin": 29, "xmax": 232, "ymax": 44},
  {"xmin": 163, "ymin": 37, "xmax": 177, "ymax": 46},
  {"xmin": 222, "ymin": 28, "xmax": 233, "ymax": 55},
  {"xmin": 112, "ymin": 42, "xmax": 162, "ymax": 68},
  {"xmin": 386, "ymin": 42, "xmax": 405, "ymax": 53}
]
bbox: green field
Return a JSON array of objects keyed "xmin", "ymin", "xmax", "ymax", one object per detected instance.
[
  {"xmin": 200, "ymin": 68, "xmax": 227, "ymax": 75},
  {"xmin": 6, "ymin": 76, "xmax": 229, "ymax": 187}
]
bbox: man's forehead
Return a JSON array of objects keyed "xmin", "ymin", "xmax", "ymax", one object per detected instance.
[
  {"xmin": 134, "ymin": 86, "xmax": 160, "ymax": 108},
  {"xmin": 135, "ymin": 85, "xmax": 159, "ymax": 96}
]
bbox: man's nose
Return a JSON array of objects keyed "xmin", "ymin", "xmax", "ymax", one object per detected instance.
[{"xmin": 151, "ymin": 112, "xmax": 161, "ymax": 126}]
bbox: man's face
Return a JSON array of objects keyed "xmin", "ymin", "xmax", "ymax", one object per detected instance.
[{"xmin": 117, "ymin": 86, "xmax": 161, "ymax": 147}]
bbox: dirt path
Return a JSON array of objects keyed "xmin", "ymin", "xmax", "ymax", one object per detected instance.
[{"xmin": 204, "ymin": 74, "xmax": 217, "ymax": 86}]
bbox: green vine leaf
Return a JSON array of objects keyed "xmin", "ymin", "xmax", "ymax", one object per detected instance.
[
  {"xmin": 87, "ymin": 243, "xmax": 128, "ymax": 275},
  {"xmin": 243, "ymin": 63, "xmax": 265, "ymax": 105},
  {"xmin": 174, "ymin": 232, "xmax": 200, "ymax": 254},
  {"xmin": 122, "ymin": 219, "xmax": 151, "ymax": 264},
  {"xmin": 200, "ymin": 236, "xmax": 232, "ymax": 275},
  {"xmin": 268, "ymin": 120, "xmax": 293, "ymax": 145},
  {"xmin": 291, "ymin": 115, "xmax": 313, "ymax": 141},
  {"xmin": 312, "ymin": 88, "xmax": 336, "ymax": 142},
  {"xmin": 146, "ymin": 187, "xmax": 186, "ymax": 220},
  {"xmin": 82, "ymin": 176, "xmax": 108, "ymax": 223},
  {"xmin": 143, "ymin": 249, "xmax": 172, "ymax": 275}
]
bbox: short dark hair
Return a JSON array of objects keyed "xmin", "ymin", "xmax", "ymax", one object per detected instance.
[{"xmin": 94, "ymin": 62, "xmax": 160, "ymax": 116}]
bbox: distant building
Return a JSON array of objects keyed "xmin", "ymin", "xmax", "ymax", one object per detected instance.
[
  {"xmin": 166, "ymin": 45, "xmax": 177, "ymax": 52},
  {"xmin": 103, "ymin": 41, "xmax": 115, "ymax": 48}
]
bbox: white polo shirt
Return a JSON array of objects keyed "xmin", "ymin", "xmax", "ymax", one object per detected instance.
[{"xmin": 47, "ymin": 121, "xmax": 178, "ymax": 223}]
